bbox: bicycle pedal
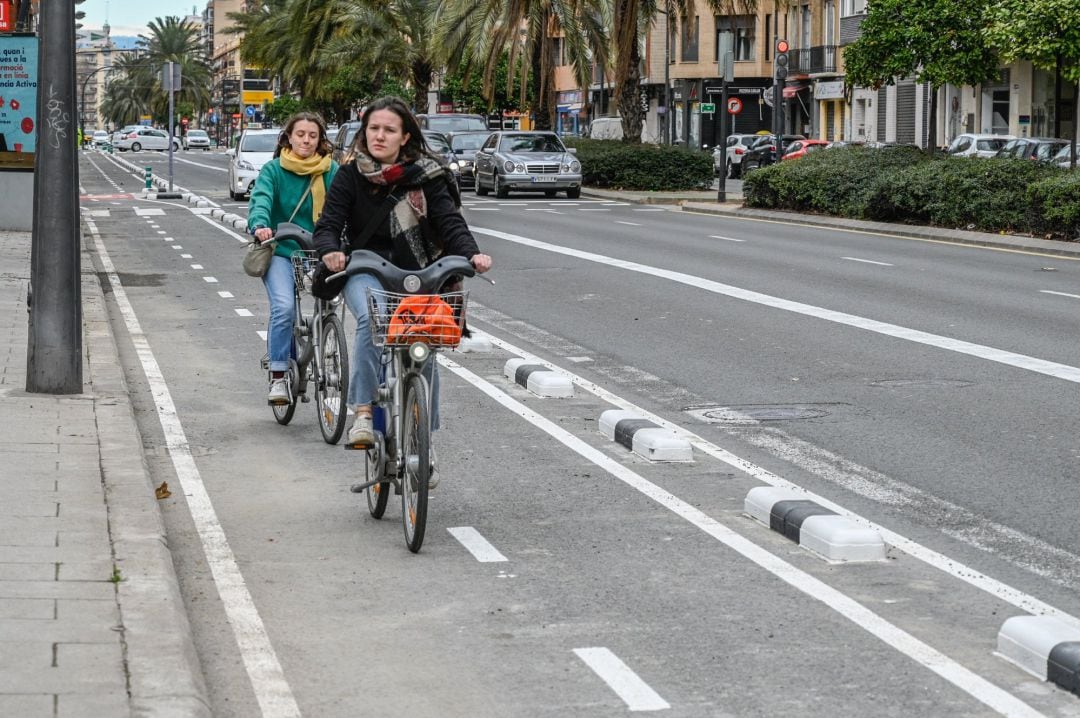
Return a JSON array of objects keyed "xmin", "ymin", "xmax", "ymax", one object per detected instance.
[
  {"xmin": 349, "ymin": 482, "xmax": 365, "ymax": 493},
  {"xmin": 300, "ymin": 395, "xmax": 311, "ymax": 404}
]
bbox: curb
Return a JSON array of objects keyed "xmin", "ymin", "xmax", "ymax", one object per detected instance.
[
  {"xmin": 744, "ymin": 487, "xmax": 886, "ymax": 562},
  {"xmin": 998, "ymin": 615, "xmax": 1080, "ymax": 696},
  {"xmin": 82, "ymin": 238, "xmax": 212, "ymax": 715},
  {"xmin": 503, "ymin": 358, "xmax": 574, "ymax": 397},
  {"xmin": 598, "ymin": 409, "xmax": 693, "ymax": 462}
]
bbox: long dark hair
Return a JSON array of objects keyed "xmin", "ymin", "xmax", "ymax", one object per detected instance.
[
  {"xmin": 274, "ymin": 111, "xmax": 333, "ymax": 158},
  {"xmin": 343, "ymin": 96, "xmax": 430, "ymax": 165}
]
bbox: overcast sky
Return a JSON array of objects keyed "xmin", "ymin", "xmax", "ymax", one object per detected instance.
[{"xmin": 81, "ymin": 0, "xmax": 201, "ymax": 38}]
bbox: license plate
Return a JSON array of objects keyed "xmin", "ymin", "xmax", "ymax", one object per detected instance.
[{"xmin": 531, "ymin": 176, "xmax": 557, "ymax": 183}]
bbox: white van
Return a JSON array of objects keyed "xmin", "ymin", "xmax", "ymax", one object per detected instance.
[{"xmin": 589, "ymin": 117, "xmax": 624, "ymax": 140}]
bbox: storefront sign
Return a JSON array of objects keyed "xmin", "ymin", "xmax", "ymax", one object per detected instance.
[
  {"xmin": 0, "ymin": 35, "xmax": 39, "ymax": 165},
  {"xmin": 814, "ymin": 80, "xmax": 845, "ymax": 100}
]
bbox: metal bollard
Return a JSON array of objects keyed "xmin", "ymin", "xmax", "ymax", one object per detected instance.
[{"xmin": 144, "ymin": 167, "xmax": 152, "ymax": 190}]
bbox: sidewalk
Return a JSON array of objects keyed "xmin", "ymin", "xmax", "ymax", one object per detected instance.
[{"xmin": 0, "ymin": 230, "xmax": 209, "ymax": 716}]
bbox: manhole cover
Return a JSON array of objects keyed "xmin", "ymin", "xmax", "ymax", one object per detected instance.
[
  {"xmin": 686, "ymin": 404, "xmax": 833, "ymax": 424},
  {"xmin": 870, "ymin": 379, "xmax": 973, "ymax": 389}
]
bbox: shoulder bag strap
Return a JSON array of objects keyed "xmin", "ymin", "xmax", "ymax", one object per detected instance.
[
  {"xmin": 287, "ymin": 177, "xmax": 315, "ymax": 224},
  {"xmin": 352, "ymin": 187, "xmax": 400, "ymax": 249}
]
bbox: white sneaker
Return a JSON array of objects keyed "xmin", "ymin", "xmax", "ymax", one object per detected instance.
[
  {"xmin": 347, "ymin": 414, "xmax": 374, "ymax": 448},
  {"xmin": 268, "ymin": 378, "xmax": 290, "ymax": 405}
]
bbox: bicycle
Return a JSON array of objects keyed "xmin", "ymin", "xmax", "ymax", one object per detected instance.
[
  {"xmin": 261, "ymin": 223, "xmax": 351, "ymax": 444},
  {"xmin": 334, "ymin": 250, "xmax": 477, "ymax": 553}
]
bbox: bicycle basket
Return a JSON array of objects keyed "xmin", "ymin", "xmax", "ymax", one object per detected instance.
[
  {"xmin": 290, "ymin": 250, "xmax": 320, "ymax": 294},
  {"xmin": 366, "ymin": 288, "xmax": 468, "ymax": 348}
]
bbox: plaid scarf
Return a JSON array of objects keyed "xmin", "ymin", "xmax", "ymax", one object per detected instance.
[{"xmin": 354, "ymin": 152, "xmax": 446, "ymax": 267}]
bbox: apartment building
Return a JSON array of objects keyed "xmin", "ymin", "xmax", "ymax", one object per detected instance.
[{"xmin": 557, "ymin": 0, "xmax": 1075, "ymax": 150}]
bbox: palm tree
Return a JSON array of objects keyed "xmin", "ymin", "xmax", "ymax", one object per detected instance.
[
  {"xmin": 613, "ymin": 0, "xmax": 757, "ymax": 142},
  {"xmin": 432, "ymin": 0, "xmax": 609, "ymax": 130},
  {"xmin": 141, "ymin": 17, "xmax": 212, "ymax": 118}
]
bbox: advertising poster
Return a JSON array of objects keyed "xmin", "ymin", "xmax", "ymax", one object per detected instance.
[{"xmin": 0, "ymin": 35, "xmax": 38, "ymax": 169}]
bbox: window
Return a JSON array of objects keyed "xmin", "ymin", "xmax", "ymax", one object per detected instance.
[
  {"xmin": 800, "ymin": 4, "xmax": 811, "ymax": 48},
  {"xmin": 669, "ymin": 17, "xmax": 677, "ymax": 64},
  {"xmin": 825, "ymin": 0, "xmax": 836, "ymax": 45},
  {"xmin": 681, "ymin": 15, "xmax": 699, "ymax": 62},
  {"xmin": 765, "ymin": 15, "xmax": 771, "ymax": 60},
  {"xmin": 841, "ymin": 0, "xmax": 866, "ymax": 17},
  {"xmin": 716, "ymin": 16, "xmax": 755, "ymax": 62}
]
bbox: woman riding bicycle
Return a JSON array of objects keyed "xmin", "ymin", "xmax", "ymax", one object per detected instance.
[
  {"xmin": 248, "ymin": 112, "xmax": 339, "ymax": 405},
  {"xmin": 313, "ymin": 96, "xmax": 492, "ymax": 449}
]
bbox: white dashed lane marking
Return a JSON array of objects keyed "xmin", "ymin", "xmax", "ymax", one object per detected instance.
[
  {"xmin": 1041, "ymin": 290, "xmax": 1080, "ymax": 300},
  {"xmin": 573, "ymin": 648, "xmax": 670, "ymax": 712},
  {"xmin": 235, "ymin": 308, "xmax": 253, "ymax": 317},
  {"xmin": 191, "ymin": 264, "xmax": 204, "ymax": 269},
  {"xmin": 842, "ymin": 256, "xmax": 894, "ymax": 266},
  {"xmin": 615, "ymin": 221, "xmax": 641, "ymax": 226},
  {"xmin": 181, "ymin": 254, "xmax": 192, "ymax": 258},
  {"xmin": 447, "ymin": 527, "xmax": 508, "ymax": 563},
  {"xmin": 203, "ymin": 277, "xmax": 218, "ymax": 283},
  {"xmin": 710, "ymin": 235, "xmax": 746, "ymax": 242},
  {"xmin": 218, "ymin": 291, "xmax": 234, "ymax": 298}
]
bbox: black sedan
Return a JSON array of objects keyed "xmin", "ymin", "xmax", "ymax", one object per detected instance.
[
  {"xmin": 473, "ymin": 131, "xmax": 582, "ymax": 198},
  {"xmin": 740, "ymin": 134, "xmax": 806, "ymax": 173},
  {"xmin": 447, "ymin": 130, "xmax": 491, "ymax": 189}
]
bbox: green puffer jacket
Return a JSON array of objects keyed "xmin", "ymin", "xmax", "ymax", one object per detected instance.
[{"xmin": 246, "ymin": 157, "xmax": 339, "ymax": 258}]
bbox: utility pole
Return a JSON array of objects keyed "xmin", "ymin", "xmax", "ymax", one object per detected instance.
[
  {"xmin": 717, "ymin": 33, "xmax": 734, "ymax": 203},
  {"xmin": 27, "ymin": 0, "xmax": 81, "ymax": 393}
]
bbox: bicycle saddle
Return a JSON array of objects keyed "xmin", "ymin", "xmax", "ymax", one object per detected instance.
[{"xmin": 336, "ymin": 250, "xmax": 476, "ymax": 294}]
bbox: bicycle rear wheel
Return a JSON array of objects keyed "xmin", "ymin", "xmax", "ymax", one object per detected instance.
[
  {"xmin": 316, "ymin": 313, "xmax": 349, "ymax": 444},
  {"xmin": 401, "ymin": 373, "xmax": 430, "ymax": 553},
  {"xmin": 365, "ymin": 431, "xmax": 390, "ymax": 518},
  {"xmin": 272, "ymin": 360, "xmax": 298, "ymax": 425}
]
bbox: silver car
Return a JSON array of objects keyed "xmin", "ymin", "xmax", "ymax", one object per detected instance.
[{"xmin": 474, "ymin": 131, "xmax": 582, "ymax": 199}]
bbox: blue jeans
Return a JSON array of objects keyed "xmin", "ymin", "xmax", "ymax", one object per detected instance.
[
  {"xmin": 342, "ymin": 273, "xmax": 440, "ymax": 427},
  {"xmin": 262, "ymin": 255, "xmax": 295, "ymax": 372}
]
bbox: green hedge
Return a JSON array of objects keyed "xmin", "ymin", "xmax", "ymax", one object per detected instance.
[
  {"xmin": 563, "ymin": 138, "xmax": 713, "ymax": 191},
  {"xmin": 742, "ymin": 147, "xmax": 1080, "ymax": 238}
]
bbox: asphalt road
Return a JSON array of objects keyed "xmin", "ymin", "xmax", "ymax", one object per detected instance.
[{"xmin": 81, "ymin": 149, "xmax": 1080, "ymax": 717}]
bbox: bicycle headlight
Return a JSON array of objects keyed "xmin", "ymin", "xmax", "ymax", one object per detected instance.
[{"xmin": 409, "ymin": 342, "xmax": 430, "ymax": 363}]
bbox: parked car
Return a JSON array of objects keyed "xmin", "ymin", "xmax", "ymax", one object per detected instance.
[
  {"xmin": 712, "ymin": 133, "xmax": 765, "ymax": 178},
  {"xmin": 473, "ymin": 130, "xmax": 582, "ymax": 199},
  {"xmin": 115, "ymin": 126, "xmax": 181, "ymax": 152},
  {"xmin": 740, "ymin": 134, "xmax": 806, "ymax": 173},
  {"xmin": 417, "ymin": 113, "xmax": 488, "ymax": 134},
  {"xmin": 447, "ymin": 130, "xmax": 490, "ymax": 188},
  {"xmin": 91, "ymin": 130, "xmax": 110, "ymax": 147},
  {"xmin": 946, "ymin": 133, "xmax": 1013, "ymax": 158},
  {"xmin": 421, "ymin": 130, "xmax": 462, "ymax": 187},
  {"xmin": 111, "ymin": 124, "xmax": 140, "ymax": 145},
  {"xmin": 1052, "ymin": 144, "xmax": 1078, "ymax": 169},
  {"xmin": 331, "ymin": 120, "xmax": 363, "ymax": 163},
  {"xmin": 993, "ymin": 137, "xmax": 1069, "ymax": 163},
  {"xmin": 781, "ymin": 139, "xmax": 831, "ymax": 160},
  {"xmin": 183, "ymin": 129, "xmax": 211, "ymax": 151},
  {"xmin": 227, "ymin": 128, "xmax": 279, "ymax": 200}
]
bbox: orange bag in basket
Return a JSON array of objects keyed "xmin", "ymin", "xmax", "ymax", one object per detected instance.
[{"xmin": 387, "ymin": 295, "xmax": 462, "ymax": 347}]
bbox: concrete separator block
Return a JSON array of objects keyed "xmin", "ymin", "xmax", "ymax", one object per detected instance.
[
  {"xmin": 631, "ymin": 428, "xmax": 693, "ymax": 462},
  {"xmin": 599, "ymin": 409, "xmax": 639, "ymax": 440},
  {"xmin": 998, "ymin": 615, "xmax": 1080, "ymax": 694},
  {"xmin": 745, "ymin": 486, "xmax": 886, "ymax": 562},
  {"xmin": 745, "ymin": 487, "xmax": 807, "ymax": 525},
  {"xmin": 221, "ymin": 213, "xmax": 241, "ymax": 224},
  {"xmin": 502, "ymin": 358, "xmax": 573, "ymax": 397},
  {"xmin": 210, "ymin": 209, "xmax": 225, "ymax": 219},
  {"xmin": 454, "ymin": 335, "xmax": 492, "ymax": 353},
  {"xmin": 231, "ymin": 219, "xmax": 247, "ymax": 231}
]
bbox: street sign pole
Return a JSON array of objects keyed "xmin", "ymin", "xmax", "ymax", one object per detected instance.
[
  {"xmin": 163, "ymin": 62, "xmax": 180, "ymax": 194},
  {"xmin": 717, "ymin": 34, "xmax": 734, "ymax": 203},
  {"xmin": 27, "ymin": 0, "xmax": 81, "ymax": 393}
]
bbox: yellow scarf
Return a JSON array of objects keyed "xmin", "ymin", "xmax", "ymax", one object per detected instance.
[{"xmin": 279, "ymin": 148, "xmax": 332, "ymax": 222}]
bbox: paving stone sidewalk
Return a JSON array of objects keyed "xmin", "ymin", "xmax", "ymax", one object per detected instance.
[{"xmin": 0, "ymin": 230, "xmax": 209, "ymax": 717}]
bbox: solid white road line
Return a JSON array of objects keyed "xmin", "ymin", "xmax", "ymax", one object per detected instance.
[
  {"xmin": 473, "ymin": 226, "xmax": 1080, "ymax": 385},
  {"xmin": 842, "ymin": 256, "xmax": 894, "ymax": 266},
  {"xmin": 709, "ymin": 234, "xmax": 746, "ymax": 242},
  {"xmin": 475, "ymin": 329, "xmax": 1080, "ymax": 629},
  {"xmin": 438, "ymin": 354, "xmax": 1042, "ymax": 717},
  {"xmin": 1040, "ymin": 290, "xmax": 1080, "ymax": 300},
  {"xmin": 573, "ymin": 647, "xmax": 670, "ymax": 712},
  {"xmin": 171, "ymin": 155, "xmax": 228, "ymax": 172},
  {"xmin": 194, "ymin": 213, "xmax": 249, "ymax": 242},
  {"xmin": 447, "ymin": 527, "xmax": 508, "ymax": 563},
  {"xmin": 86, "ymin": 219, "xmax": 300, "ymax": 717}
]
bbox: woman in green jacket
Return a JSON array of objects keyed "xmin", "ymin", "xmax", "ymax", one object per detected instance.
[{"xmin": 247, "ymin": 112, "xmax": 339, "ymax": 405}]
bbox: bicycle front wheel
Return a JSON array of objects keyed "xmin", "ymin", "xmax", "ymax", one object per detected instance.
[
  {"xmin": 401, "ymin": 373, "xmax": 430, "ymax": 553},
  {"xmin": 316, "ymin": 313, "xmax": 350, "ymax": 444}
]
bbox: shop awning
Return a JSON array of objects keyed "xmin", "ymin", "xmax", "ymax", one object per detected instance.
[
  {"xmin": 557, "ymin": 104, "xmax": 584, "ymax": 113},
  {"xmin": 782, "ymin": 84, "xmax": 809, "ymax": 99}
]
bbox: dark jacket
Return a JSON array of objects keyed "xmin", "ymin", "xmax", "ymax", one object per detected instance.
[{"xmin": 312, "ymin": 161, "xmax": 479, "ymax": 269}]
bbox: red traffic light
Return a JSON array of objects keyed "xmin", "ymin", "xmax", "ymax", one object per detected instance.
[{"xmin": 777, "ymin": 39, "xmax": 789, "ymax": 53}]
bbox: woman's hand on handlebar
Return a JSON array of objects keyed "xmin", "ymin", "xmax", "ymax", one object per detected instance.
[
  {"xmin": 471, "ymin": 253, "xmax": 493, "ymax": 273},
  {"xmin": 254, "ymin": 227, "xmax": 274, "ymax": 243},
  {"xmin": 323, "ymin": 251, "xmax": 347, "ymax": 272}
]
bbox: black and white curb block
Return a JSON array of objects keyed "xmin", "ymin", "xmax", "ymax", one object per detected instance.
[
  {"xmin": 998, "ymin": 615, "xmax": 1080, "ymax": 696},
  {"xmin": 745, "ymin": 487, "xmax": 886, "ymax": 562},
  {"xmin": 599, "ymin": 409, "xmax": 693, "ymax": 462},
  {"xmin": 503, "ymin": 358, "xmax": 573, "ymax": 397}
]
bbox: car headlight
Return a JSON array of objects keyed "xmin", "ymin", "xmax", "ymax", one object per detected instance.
[
  {"xmin": 449, "ymin": 161, "xmax": 460, "ymax": 171},
  {"xmin": 237, "ymin": 160, "xmax": 255, "ymax": 171},
  {"xmin": 514, "ymin": 162, "xmax": 526, "ymax": 173},
  {"xmin": 571, "ymin": 160, "xmax": 581, "ymax": 172},
  {"xmin": 502, "ymin": 160, "xmax": 515, "ymax": 173}
]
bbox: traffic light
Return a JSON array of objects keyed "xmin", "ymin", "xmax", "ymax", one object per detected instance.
[{"xmin": 774, "ymin": 39, "xmax": 790, "ymax": 80}]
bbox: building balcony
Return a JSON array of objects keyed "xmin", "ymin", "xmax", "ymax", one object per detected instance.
[{"xmin": 788, "ymin": 45, "xmax": 838, "ymax": 76}]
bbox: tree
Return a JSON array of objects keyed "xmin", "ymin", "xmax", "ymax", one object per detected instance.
[
  {"xmin": 986, "ymin": 0, "xmax": 1080, "ymax": 167},
  {"xmin": 441, "ymin": 53, "xmax": 534, "ymax": 114},
  {"xmin": 432, "ymin": 0, "xmax": 608, "ymax": 130},
  {"xmin": 843, "ymin": 0, "xmax": 1000, "ymax": 155}
]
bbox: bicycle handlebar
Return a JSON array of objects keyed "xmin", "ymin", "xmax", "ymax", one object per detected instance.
[
  {"xmin": 327, "ymin": 250, "xmax": 477, "ymax": 294},
  {"xmin": 270, "ymin": 222, "xmax": 316, "ymax": 251}
]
